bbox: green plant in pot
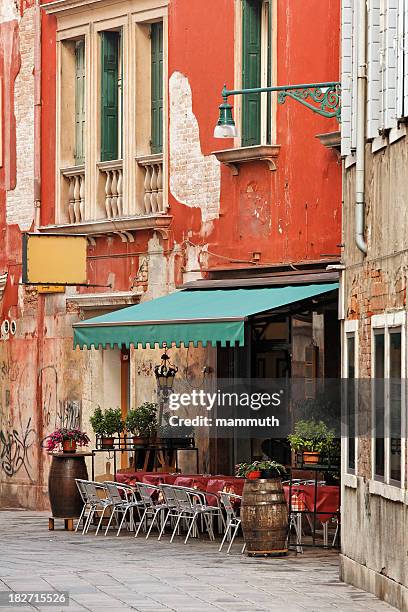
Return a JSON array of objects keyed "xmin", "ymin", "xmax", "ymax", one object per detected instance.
[
  {"xmin": 288, "ymin": 419, "xmax": 335, "ymax": 465},
  {"xmin": 90, "ymin": 406, "xmax": 123, "ymax": 449},
  {"xmin": 235, "ymin": 460, "xmax": 286, "ymax": 480},
  {"xmin": 125, "ymin": 402, "xmax": 157, "ymax": 446}
]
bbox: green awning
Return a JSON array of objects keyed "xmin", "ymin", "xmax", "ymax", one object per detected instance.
[{"xmin": 73, "ymin": 283, "xmax": 338, "ymax": 349}]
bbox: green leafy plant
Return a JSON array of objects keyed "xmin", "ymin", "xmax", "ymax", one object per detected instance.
[
  {"xmin": 125, "ymin": 403, "xmax": 157, "ymax": 437},
  {"xmin": 235, "ymin": 460, "xmax": 286, "ymax": 478},
  {"xmin": 288, "ymin": 419, "xmax": 335, "ymax": 454},
  {"xmin": 89, "ymin": 407, "xmax": 123, "ymax": 436},
  {"xmin": 89, "ymin": 406, "xmax": 105, "ymax": 436},
  {"xmin": 104, "ymin": 408, "xmax": 124, "ymax": 436}
]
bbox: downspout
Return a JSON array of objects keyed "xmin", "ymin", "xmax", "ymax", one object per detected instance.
[
  {"xmin": 34, "ymin": 0, "xmax": 42, "ymax": 228},
  {"xmin": 355, "ymin": 0, "xmax": 367, "ymax": 254}
]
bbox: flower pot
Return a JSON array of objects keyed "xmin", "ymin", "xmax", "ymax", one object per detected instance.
[
  {"xmin": 247, "ymin": 470, "xmax": 261, "ymax": 480},
  {"xmin": 62, "ymin": 439, "xmax": 76, "ymax": 453},
  {"xmin": 132, "ymin": 436, "xmax": 149, "ymax": 447},
  {"xmin": 101, "ymin": 436, "xmax": 115, "ymax": 450},
  {"xmin": 303, "ymin": 451, "xmax": 320, "ymax": 464}
]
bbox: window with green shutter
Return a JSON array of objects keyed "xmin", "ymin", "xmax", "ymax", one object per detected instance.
[
  {"xmin": 101, "ymin": 31, "xmax": 120, "ymax": 162},
  {"xmin": 151, "ymin": 22, "xmax": 163, "ymax": 154},
  {"xmin": 242, "ymin": 0, "xmax": 262, "ymax": 146},
  {"xmin": 75, "ymin": 39, "xmax": 85, "ymax": 165}
]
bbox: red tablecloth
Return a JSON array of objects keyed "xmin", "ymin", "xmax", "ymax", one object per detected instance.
[
  {"xmin": 173, "ymin": 475, "xmax": 211, "ymax": 491},
  {"xmin": 205, "ymin": 478, "xmax": 245, "ymax": 505},
  {"xmin": 284, "ymin": 484, "xmax": 339, "ymax": 523},
  {"xmin": 142, "ymin": 473, "xmax": 178, "ymax": 485}
]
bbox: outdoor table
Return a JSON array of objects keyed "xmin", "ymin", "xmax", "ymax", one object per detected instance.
[
  {"xmin": 115, "ymin": 471, "xmax": 151, "ymax": 486},
  {"xmin": 142, "ymin": 473, "xmax": 178, "ymax": 485},
  {"xmin": 173, "ymin": 475, "xmax": 210, "ymax": 491},
  {"xmin": 205, "ymin": 477, "xmax": 245, "ymax": 505},
  {"xmin": 283, "ymin": 484, "xmax": 339, "ymax": 523}
]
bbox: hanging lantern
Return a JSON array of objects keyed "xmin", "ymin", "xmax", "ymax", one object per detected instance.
[{"xmin": 154, "ymin": 342, "xmax": 178, "ymax": 394}]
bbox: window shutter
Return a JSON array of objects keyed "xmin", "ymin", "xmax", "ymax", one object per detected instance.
[
  {"xmin": 341, "ymin": 0, "xmax": 354, "ymax": 155},
  {"xmin": 75, "ymin": 40, "xmax": 86, "ymax": 165},
  {"xmin": 396, "ymin": 0, "xmax": 404, "ymax": 118},
  {"xmin": 101, "ymin": 31, "xmax": 119, "ymax": 162},
  {"xmin": 242, "ymin": 0, "xmax": 262, "ymax": 147},
  {"xmin": 403, "ymin": 0, "xmax": 408, "ymax": 115},
  {"xmin": 382, "ymin": 0, "xmax": 398, "ymax": 129},
  {"xmin": 151, "ymin": 22, "xmax": 163, "ymax": 155},
  {"xmin": 367, "ymin": 0, "xmax": 381, "ymax": 139}
]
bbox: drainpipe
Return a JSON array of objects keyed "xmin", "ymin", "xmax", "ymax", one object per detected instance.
[
  {"xmin": 355, "ymin": 0, "xmax": 367, "ymax": 254},
  {"xmin": 34, "ymin": 0, "xmax": 42, "ymax": 228}
]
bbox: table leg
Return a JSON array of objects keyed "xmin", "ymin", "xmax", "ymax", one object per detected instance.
[{"xmin": 48, "ymin": 517, "xmax": 54, "ymax": 531}]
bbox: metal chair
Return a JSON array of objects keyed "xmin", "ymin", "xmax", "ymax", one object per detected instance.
[
  {"xmin": 169, "ymin": 486, "xmax": 220, "ymax": 544},
  {"xmin": 218, "ymin": 492, "xmax": 245, "ymax": 554},
  {"xmin": 157, "ymin": 484, "xmax": 180, "ymax": 541},
  {"xmin": 79, "ymin": 481, "xmax": 109, "ymax": 535},
  {"xmin": 134, "ymin": 483, "xmax": 168, "ymax": 539},
  {"xmin": 75, "ymin": 479, "xmax": 90, "ymax": 533},
  {"xmin": 102, "ymin": 481, "xmax": 144, "ymax": 536}
]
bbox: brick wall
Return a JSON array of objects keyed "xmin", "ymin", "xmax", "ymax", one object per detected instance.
[{"xmin": 169, "ymin": 71, "xmax": 220, "ymax": 223}]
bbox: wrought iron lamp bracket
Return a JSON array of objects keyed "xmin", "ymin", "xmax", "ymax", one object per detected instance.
[{"xmin": 221, "ymin": 81, "xmax": 341, "ymax": 121}]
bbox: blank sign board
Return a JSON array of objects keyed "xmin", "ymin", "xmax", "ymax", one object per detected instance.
[{"xmin": 22, "ymin": 234, "xmax": 88, "ymax": 285}]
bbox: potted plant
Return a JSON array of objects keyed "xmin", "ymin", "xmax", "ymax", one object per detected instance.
[
  {"xmin": 235, "ymin": 460, "xmax": 286, "ymax": 480},
  {"xmin": 45, "ymin": 428, "xmax": 90, "ymax": 454},
  {"xmin": 125, "ymin": 402, "xmax": 157, "ymax": 446},
  {"xmin": 288, "ymin": 419, "xmax": 335, "ymax": 465},
  {"xmin": 90, "ymin": 406, "xmax": 123, "ymax": 449}
]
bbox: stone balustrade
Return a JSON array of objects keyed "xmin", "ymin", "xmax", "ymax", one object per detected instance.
[
  {"xmin": 98, "ymin": 160, "xmax": 123, "ymax": 218},
  {"xmin": 61, "ymin": 165, "xmax": 85, "ymax": 223},
  {"xmin": 136, "ymin": 154, "xmax": 165, "ymax": 214}
]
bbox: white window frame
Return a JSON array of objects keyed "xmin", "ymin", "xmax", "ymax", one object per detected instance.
[
  {"xmin": 343, "ymin": 320, "xmax": 359, "ymax": 478},
  {"xmin": 371, "ymin": 311, "xmax": 406, "ymax": 490}
]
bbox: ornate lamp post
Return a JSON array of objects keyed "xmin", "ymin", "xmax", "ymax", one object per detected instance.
[
  {"xmin": 154, "ymin": 343, "xmax": 178, "ymax": 426},
  {"xmin": 214, "ymin": 81, "xmax": 341, "ymax": 137}
]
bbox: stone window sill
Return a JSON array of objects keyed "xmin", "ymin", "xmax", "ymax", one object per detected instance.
[
  {"xmin": 315, "ymin": 131, "xmax": 341, "ymax": 153},
  {"xmin": 38, "ymin": 214, "xmax": 172, "ymax": 242},
  {"xmin": 369, "ymin": 479, "xmax": 406, "ymax": 503},
  {"xmin": 212, "ymin": 144, "xmax": 280, "ymax": 175},
  {"xmin": 67, "ymin": 290, "xmax": 143, "ymax": 312},
  {"xmin": 343, "ymin": 473, "xmax": 357, "ymax": 489}
]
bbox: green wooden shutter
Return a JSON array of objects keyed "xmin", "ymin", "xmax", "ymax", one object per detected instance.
[
  {"xmin": 101, "ymin": 31, "xmax": 119, "ymax": 162},
  {"xmin": 151, "ymin": 22, "xmax": 163, "ymax": 154},
  {"xmin": 75, "ymin": 40, "xmax": 85, "ymax": 165},
  {"xmin": 242, "ymin": 0, "xmax": 262, "ymax": 146}
]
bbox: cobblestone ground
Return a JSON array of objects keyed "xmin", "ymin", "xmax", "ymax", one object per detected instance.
[{"xmin": 0, "ymin": 511, "xmax": 395, "ymax": 612}]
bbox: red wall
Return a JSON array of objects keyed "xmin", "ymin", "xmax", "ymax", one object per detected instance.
[
  {"xmin": 168, "ymin": 0, "xmax": 341, "ymax": 269},
  {"xmin": 38, "ymin": 0, "xmax": 341, "ymax": 291}
]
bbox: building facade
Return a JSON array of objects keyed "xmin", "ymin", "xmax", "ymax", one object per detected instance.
[
  {"xmin": 341, "ymin": 0, "xmax": 408, "ymax": 608},
  {"xmin": 0, "ymin": 0, "xmax": 341, "ymax": 509}
]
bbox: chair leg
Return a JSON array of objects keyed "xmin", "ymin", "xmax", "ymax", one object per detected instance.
[
  {"xmin": 117, "ymin": 507, "xmax": 129, "ymax": 536},
  {"xmin": 134, "ymin": 509, "xmax": 147, "ymax": 538},
  {"xmin": 227, "ymin": 522, "xmax": 240, "ymax": 554},
  {"xmin": 158, "ymin": 510, "xmax": 171, "ymax": 541},
  {"xmin": 170, "ymin": 513, "xmax": 183, "ymax": 543},
  {"xmin": 75, "ymin": 504, "xmax": 86, "ymax": 533},
  {"xmin": 219, "ymin": 519, "xmax": 233, "ymax": 552},
  {"xmin": 241, "ymin": 541, "xmax": 246, "ymax": 554},
  {"xmin": 323, "ymin": 522, "xmax": 329, "ymax": 547},
  {"xmin": 95, "ymin": 507, "xmax": 108, "ymax": 536},
  {"xmin": 83, "ymin": 506, "xmax": 96, "ymax": 535},
  {"xmin": 104, "ymin": 508, "xmax": 117, "ymax": 536},
  {"xmin": 146, "ymin": 509, "xmax": 161, "ymax": 539},
  {"xmin": 184, "ymin": 514, "xmax": 197, "ymax": 544}
]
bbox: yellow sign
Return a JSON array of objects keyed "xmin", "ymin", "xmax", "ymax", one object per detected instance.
[
  {"xmin": 22, "ymin": 234, "xmax": 88, "ymax": 285},
  {"xmin": 37, "ymin": 285, "xmax": 66, "ymax": 294}
]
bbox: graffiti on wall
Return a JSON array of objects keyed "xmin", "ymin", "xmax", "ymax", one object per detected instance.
[
  {"xmin": 0, "ymin": 417, "xmax": 36, "ymax": 481},
  {"xmin": 39, "ymin": 365, "xmax": 82, "ymax": 431},
  {"xmin": 57, "ymin": 400, "xmax": 81, "ymax": 430}
]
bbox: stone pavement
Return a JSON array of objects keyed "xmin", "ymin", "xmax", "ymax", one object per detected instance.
[{"xmin": 0, "ymin": 510, "xmax": 395, "ymax": 612}]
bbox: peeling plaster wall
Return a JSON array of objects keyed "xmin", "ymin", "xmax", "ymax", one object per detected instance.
[
  {"xmin": 169, "ymin": 71, "xmax": 221, "ymax": 223},
  {"xmin": 4, "ymin": 3, "xmax": 35, "ymax": 230}
]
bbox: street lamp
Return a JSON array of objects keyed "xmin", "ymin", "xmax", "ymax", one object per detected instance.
[
  {"xmin": 214, "ymin": 82, "xmax": 341, "ymax": 138},
  {"xmin": 154, "ymin": 342, "xmax": 178, "ymax": 397},
  {"xmin": 214, "ymin": 98, "xmax": 238, "ymax": 138}
]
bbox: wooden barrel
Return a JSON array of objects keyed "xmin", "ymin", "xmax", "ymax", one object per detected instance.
[
  {"xmin": 48, "ymin": 453, "xmax": 88, "ymax": 518},
  {"xmin": 241, "ymin": 478, "xmax": 288, "ymax": 556}
]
